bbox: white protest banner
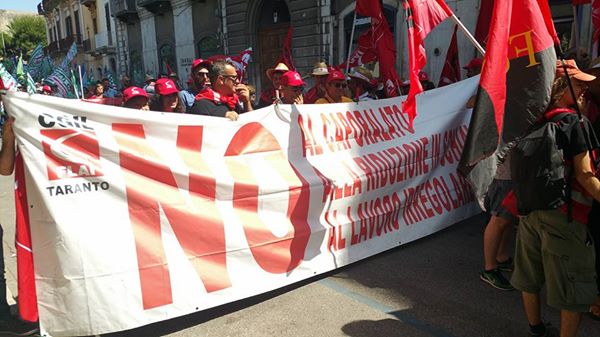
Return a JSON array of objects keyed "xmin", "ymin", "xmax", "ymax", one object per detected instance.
[{"xmin": 3, "ymin": 76, "xmax": 480, "ymax": 336}]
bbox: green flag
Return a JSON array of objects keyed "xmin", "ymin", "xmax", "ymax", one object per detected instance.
[
  {"xmin": 26, "ymin": 72, "xmax": 36, "ymax": 94},
  {"xmin": 16, "ymin": 55, "xmax": 24, "ymax": 84}
]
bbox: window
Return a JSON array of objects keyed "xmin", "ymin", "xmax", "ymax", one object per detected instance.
[
  {"xmin": 159, "ymin": 44, "xmax": 176, "ymax": 75},
  {"xmin": 74, "ymin": 10, "xmax": 81, "ymax": 41},
  {"xmin": 65, "ymin": 16, "xmax": 73, "ymax": 37},
  {"xmin": 196, "ymin": 36, "xmax": 220, "ymax": 59},
  {"xmin": 105, "ymin": 3, "xmax": 111, "ymax": 32}
]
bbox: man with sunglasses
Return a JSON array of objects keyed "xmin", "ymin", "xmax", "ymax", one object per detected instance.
[
  {"xmin": 315, "ymin": 70, "xmax": 353, "ymax": 104},
  {"xmin": 189, "ymin": 60, "xmax": 253, "ymax": 121},
  {"xmin": 280, "ymin": 71, "xmax": 305, "ymax": 105},
  {"xmin": 180, "ymin": 58, "xmax": 212, "ymax": 113}
]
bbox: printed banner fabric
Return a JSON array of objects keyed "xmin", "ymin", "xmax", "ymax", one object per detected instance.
[{"xmin": 4, "ymin": 78, "xmax": 480, "ymax": 336}]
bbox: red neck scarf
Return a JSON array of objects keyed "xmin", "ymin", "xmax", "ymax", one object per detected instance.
[{"xmin": 195, "ymin": 88, "xmax": 239, "ymax": 110}]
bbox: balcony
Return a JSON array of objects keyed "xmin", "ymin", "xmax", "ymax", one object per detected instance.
[
  {"xmin": 45, "ymin": 34, "xmax": 82, "ymax": 55},
  {"xmin": 112, "ymin": 0, "xmax": 139, "ymax": 24},
  {"xmin": 80, "ymin": 0, "xmax": 95, "ymax": 9},
  {"xmin": 41, "ymin": 0, "xmax": 61, "ymax": 14},
  {"xmin": 94, "ymin": 30, "xmax": 116, "ymax": 55},
  {"xmin": 136, "ymin": 0, "xmax": 171, "ymax": 15}
]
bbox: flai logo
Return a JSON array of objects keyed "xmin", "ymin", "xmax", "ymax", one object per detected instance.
[{"xmin": 38, "ymin": 113, "xmax": 103, "ymax": 180}]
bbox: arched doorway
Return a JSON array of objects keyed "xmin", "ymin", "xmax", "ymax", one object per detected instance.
[{"xmin": 257, "ymin": 0, "xmax": 291, "ymax": 89}]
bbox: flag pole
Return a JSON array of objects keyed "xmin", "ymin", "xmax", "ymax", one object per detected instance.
[
  {"xmin": 78, "ymin": 65, "xmax": 84, "ymax": 99},
  {"xmin": 345, "ymin": 11, "xmax": 358, "ymax": 75},
  {"xmin": 450, "ymin": 14, "xmax": 485, "ymax": 56},
  {"xmin": 572, "ymin": 5, "xmax": 581, "ymax": 60}
]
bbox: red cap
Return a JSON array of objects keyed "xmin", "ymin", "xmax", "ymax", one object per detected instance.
[
  {"xmin": 327, "ymin": 70, "xmax": 346, "ymax": 84},
  {"xmin": 123, "ymin": 86, "xmax": 149, "ymax": 102},
  {"xmin": 191, "ymin": 58, "xmax": 211, "ymax": 71},
  {"xmin": 280, "ymin": 71, "xmax": 306, "ymax": 87},
  {"xmin": 463, "ymin": 58, "xmax": 483, "ymax": 69},
  {"xmin": 155, "ymin": 78, "xmax": 179, "ymax": 95},
  {"xmin": 42, "ymin": 85, "xmax": 52, "ymax": 93}
]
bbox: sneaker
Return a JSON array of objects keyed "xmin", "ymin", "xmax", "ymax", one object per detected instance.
[
  {"xmin": 497, "ymin": 257, "xmax": 514, "ymax": 272},
  {"xmin": 479, "ymin": 268, "xmax": 515, "ymax": 291},
  {"xmin": 528, "ymin": 324, "xmax": 558, "ymax": 337},
  {"xmin": 0, "ymin": 316, "xmax": 39, "ymax": 336}
]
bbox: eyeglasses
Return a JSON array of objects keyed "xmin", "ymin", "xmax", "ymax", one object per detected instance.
[
  {"xmin": 331, "ymin": 83, "xmax": 348, "ymax": 89},
  {"xmin": 222, "ymin": 74, "xmax": 238, "ymax": 82}
]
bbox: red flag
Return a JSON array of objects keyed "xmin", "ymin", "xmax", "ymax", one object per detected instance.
[
  {"xmin": 572, "ymin": 0, "xmax": 591, "ymax": 4},
  {"xmin": 474, "ymin": 0, "xmax": 493, "ymax": 46},
  {"xmin": 402, "ymin": 0, "xmax": 453, "ymax": 127},
  {"xmin": 437, "ymin": 25, "xmax": 460, "ymax": 87},
  {"xmin": 206, "ymin": 48, "xmax": 253, "ymax": 82},
  {"xmin": 373, "ymin": 19, "xmax": 402, "ymax": 98},
  {"xmin": 15, "ymin": 153, "xmax": 38, "ymax": 322},
  {"xmin": 277, "ymin": 25, "xmax": 295, "ymax": 70},
  {"xmin": 339, "ymin": 28, "xmax": 378, "ymax": 69},
  {"xmin": 458, "ymin": 0, "xmax": 557, "ymax": 204},
  {"xmin": 592, "ymin": 0, "xmax": 600, "ymax": 57},
  {"xmin": 165, "ymin": 62, "xmax": 173, "ymax": 75},
  {"xmin": 356, "ymin": 0, "xmax": 382, "ymax": 18}
]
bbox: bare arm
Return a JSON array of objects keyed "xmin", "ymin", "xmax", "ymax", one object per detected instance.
[
  {"xmin": 0, "ymin": 117, "xmax": 15, "ymax": 176},
  {"xmin": 574, "ymin": 151, "xmax": 600, "ymax": 202}
]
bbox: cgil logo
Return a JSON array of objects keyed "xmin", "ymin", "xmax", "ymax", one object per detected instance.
[{"xmin": 39, "ymin": 114, "xmax": 103, "ymax": 180}]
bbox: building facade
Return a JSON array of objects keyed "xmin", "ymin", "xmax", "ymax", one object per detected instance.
[
  {"xmin": 39, "ymin": 0, "xmax": 596, "ymax": 90},
  {"xmin": 38, "ymin": 0, "xmax": 120, "ymax": 82}
]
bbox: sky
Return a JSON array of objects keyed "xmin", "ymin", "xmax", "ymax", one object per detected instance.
[{"xmin": 0, "ymin": 0, "xmax": 40, "ymax": 13}]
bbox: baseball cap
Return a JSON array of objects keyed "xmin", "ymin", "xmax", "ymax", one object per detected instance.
[
  {"xmin": 42, "ymin": 85, "xmax": 53, "ymax": 93},
  {"xmin": 155, "ymin": 78, "xmax": 179, "ymax": 95},
  {"xmin": 191, "ymin": 58, "xmax": 211, "ymax": 71},
  {"xmin": 281, "ymin": 71, "xmax": 306, "ymax": 87},
  {"xmin": 463, "ymin": 58, "xmax": 484, "ymax": 69},
  {"xmin": 327, "ymin": 70, "xmax": 346, "ymax": 84},
  {"xmin": 556, "ymin": 59, "xmax": 596, "ymax": 82},
  {"xmin": 123, "ymin": 86, "xmax": 149, "ymax": 102}
]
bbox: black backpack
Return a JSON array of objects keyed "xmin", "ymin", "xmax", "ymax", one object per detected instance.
[{"xmin": 510, "ymin": 113, "xmax": 571, "ymax": 215}]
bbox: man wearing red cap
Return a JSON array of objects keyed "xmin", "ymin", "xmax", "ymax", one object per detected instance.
[
  {"xmin": 280, "ymin": 71, "xmax": 305, "ymax": 105},
  {"xmin": 122, "ymin": 87, "xmax": 150, "ymax": 111},
  {"xmin": 41, "ymin": 85, "xmax": 53, "ymax": 96},
  {"xmin": 180, "ymin": 59, "xmax": 212, "ymax": 113},
  {"xmin": 464, "ymin": 58, "xmax": 483, "ymax": 78},
  {"xmin": 189, "ymin": 60, "xmax": 253, "ymax": 121},
  {"xmin": 315, "ymin": 70, "xmax": 353, "ymax": 104}
]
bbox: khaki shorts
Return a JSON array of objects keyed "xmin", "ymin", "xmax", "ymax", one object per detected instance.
[{"xmin": 511, "ymin": 209, "xmax": 597, "ymax": 312}]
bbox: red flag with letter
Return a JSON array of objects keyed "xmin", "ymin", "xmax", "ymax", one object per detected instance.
[
  {"xmin": 458, "ymin": 0, "xmax": 558, "ymax": 204},
  {"xmin": 438, "ymin": 25, "xmax": 460, "ymax": 87},
  {"xmin": 402, "ymin": 0, "xmax": 453, "ymax": 127}
]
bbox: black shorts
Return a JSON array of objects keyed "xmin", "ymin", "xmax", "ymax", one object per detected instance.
[{"xmin": 484, "ymin": 179, "xmax": 517, "ymax": 223}]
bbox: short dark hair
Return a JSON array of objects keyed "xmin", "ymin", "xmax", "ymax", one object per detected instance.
[{"xmin": 209, "ymin": 60, "xmax": 234, "ymax": 83}]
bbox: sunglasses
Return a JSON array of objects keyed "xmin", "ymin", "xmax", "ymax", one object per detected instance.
[
  {"xmin": 330, "ymin": 83, "xmax": 348, "ymax": 89},
  {"xmin": 222, "ymin": 74, "xmax": 238, "ymax": 81}
]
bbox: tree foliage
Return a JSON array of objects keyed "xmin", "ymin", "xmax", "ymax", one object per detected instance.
[{"xmin": 1, "ymin": 16, "xmax": 47, "ymax": 58}]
